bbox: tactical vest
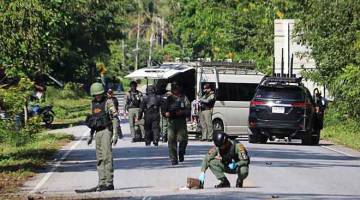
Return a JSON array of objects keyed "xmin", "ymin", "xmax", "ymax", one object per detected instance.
[
  {"xmin": 220, "ymin": 141, "xmax": 250, "ymax": 165},
  {"xmin": 128, "ymin": 91, "xmax": 141, "ymax": 108},
  {"xmin": 201, "ymin": 92, "xmax": 215, "ymax": 110},
  {"xmin": 146, "ymin": 95, "xmax": 160, "ymax": 111},
  {"xmin": 86, "ymin": 99, "xmax": 111, "ymax": 131},
  {"xmin": 167, "ymin": 95, "xmax": 186, "ymax": 118}
]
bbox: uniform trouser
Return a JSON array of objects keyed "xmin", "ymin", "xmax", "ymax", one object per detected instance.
[
  {"xmin": 168, "ymin": 118, "xmax": 188, "ymax": 162},
  {"xmin": 144, "ymin": 111, "xmax": 160, "ymax": 143},
  {"xmin": 95, "ymin": 128, "xmax": 114, "ymax": 186},
  {"xmin": 160, "ymin": 113, "xmax": 169, "ymax": 137},
  {"xmin": 128, "ymin": 108, "xmax": 145, "ymax": 139},
  {"xmin": 200, "ymin": 109, "xmax": 213, "ymax": 140},
  {"xmin": 208, "ymin": 159, "xmax": 249, "ymax": 181}
]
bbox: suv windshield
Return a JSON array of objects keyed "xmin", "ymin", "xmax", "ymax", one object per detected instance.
[{"xmin": 255, "ymin": 86, "xmax": 305, "ymax": 101}]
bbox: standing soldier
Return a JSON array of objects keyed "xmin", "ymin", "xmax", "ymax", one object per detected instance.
[
  {"xmin": 160, "ymin": 83, "xmax": 172, "ymax": 143},
  {"xmin": 199, "ymin": 83, "xmax": 216, "ymax": 141},
  {"xmin": 76, "ymin": 82, "xmax": 118, "ymax": 193},
  {"xmin": 138, "ymin": 85, "xmax": 162, "ymax": 146},
  {"xmin": 107, "ymin": 89, "xmax": 123, "ymax": 139},
  {"xmin": 125, "ymin": 81, "xmax": 144, "ymax": 142},
  {"xmin": 162, "ymin": 82, "xmax": 191, "ymax": 165},
  {"xmin": 198, "ymin": 132, "xmax": 250, "ymax": 188}
]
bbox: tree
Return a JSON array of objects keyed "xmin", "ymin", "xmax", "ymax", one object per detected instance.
[{"xmin": 0, "ymin": 0, "xmax": 63, "ymax": 78}]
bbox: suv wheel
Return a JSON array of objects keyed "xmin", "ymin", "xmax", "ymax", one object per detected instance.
[{"xmin": 311, "ymin": 129, "xmax": 320, "ymax": 145}]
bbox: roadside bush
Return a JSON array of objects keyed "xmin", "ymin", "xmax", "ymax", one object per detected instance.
[
  {"xmin": 47, "ymin": 82, "xmax": 87, "ymax": 101},
  {"xmin": 0, "ymin": 116, "xmax": 41, "ymax": 147},
  {"xmin": 330, "ymin": 65, "xmax": 360, "ymax": 120}
]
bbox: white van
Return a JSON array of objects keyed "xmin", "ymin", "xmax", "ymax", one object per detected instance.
[{"xmin": 126, "ymin": 61, "xmax": 264, "ymax": 138}]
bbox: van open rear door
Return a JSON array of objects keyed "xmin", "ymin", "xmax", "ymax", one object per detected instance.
[{"xmin": 125, "ymin": 63, "xmax": 194, "ymax": 80}]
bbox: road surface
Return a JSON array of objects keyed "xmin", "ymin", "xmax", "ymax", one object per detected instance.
[{"xmin": 23, "ymin": 123, "xmax": 360, "ymax": 200}]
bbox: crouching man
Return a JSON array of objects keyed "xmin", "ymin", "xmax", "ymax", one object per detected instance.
[{"xmin": 199, "ymin": 132, "xmax": 250, "ymax": 188}]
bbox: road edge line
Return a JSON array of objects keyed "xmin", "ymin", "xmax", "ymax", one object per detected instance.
[
  {"xmin": 320, "ymin": 145, "xmax": 355, "ymax": 158},
  {"xmin": 29, "ymin": 129, "xmax": 89, "ymax": 194}
]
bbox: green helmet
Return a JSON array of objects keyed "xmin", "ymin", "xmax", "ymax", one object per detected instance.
[{"xmin": 90, "ymin": 82, "xmax": 105, "ymax": 96}]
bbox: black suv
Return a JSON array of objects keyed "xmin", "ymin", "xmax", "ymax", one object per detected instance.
[{"xmin": 248, "ymin": 76, "xmax": 325, "ymax": 145}]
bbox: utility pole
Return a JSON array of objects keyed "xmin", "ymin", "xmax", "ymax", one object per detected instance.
[
  {"xmin": 135, "ymin": 13, "xmax": 140, "ymax": 70},
  {"xmin": 148, "ymin": 14, "xmax": 155, "ymax": 67},
  {"xmin": 121, "ymin": 39, "xmax": 125, "ymax": 69},
  {"xmin": 161, "ymin": 17, "xmax": 164, "ymax": 48}
]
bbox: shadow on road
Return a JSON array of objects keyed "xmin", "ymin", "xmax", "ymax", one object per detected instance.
[{"xmin": 53, "ymin": 143, "xmax": 213, "ymax": 173}]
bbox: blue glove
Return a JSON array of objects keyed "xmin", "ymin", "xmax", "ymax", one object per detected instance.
[
  {"xmin": 228, "ymin": 162, "xmax": 238, "ymax": 170},
  {"xmin": 199, "ymin": 172, "xmax": 205, "ymax": 183}
]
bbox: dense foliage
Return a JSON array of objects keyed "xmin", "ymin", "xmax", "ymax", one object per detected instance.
[
  {"xmin": 296, "ymin": 0, "xmax": 360, "ymax": 121},
  {"xmin": 1, "ymin": 0, "xmax": 360, "ymax": 124}
]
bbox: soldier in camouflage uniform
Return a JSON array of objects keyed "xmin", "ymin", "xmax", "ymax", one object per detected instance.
[
  {"xmin": 199, "ymin": 83, "xmax": 216, "ymax": 141},
  {"xmin": 198, "ymin": 132, "xmax": 250, "ymax": 188},
  {"xmin": 76, "ymin": 82, "xmax": 118, "ymax": 193},
  {"xmin": 125, "ymin": 81, "xmax": 144, "ymax": 142},
  {"xmin": 162, "ymin": 82, "xmax": 191, "ymax": 165}
]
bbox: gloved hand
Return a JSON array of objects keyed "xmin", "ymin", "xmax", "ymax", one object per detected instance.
[
  {"xmin": 198, "ymin": 172, "xmax": 205, "ymax": 183},
  {"xmin": 111, "ymin": 133, "xmax": 118, "ymax": 146},
  {"xmin": 228, "ymin": 162, "xmax": 238, "ymax": 170}
]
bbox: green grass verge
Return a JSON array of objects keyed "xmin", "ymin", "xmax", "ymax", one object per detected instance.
[
  {"xmin": 50, "ymin": 98, "xmax": 91, "ymax": 124},
  {"xmin": 321, "ymin": 119, "xmax": 360, "ymax": 151},
  {"xmin": 320, "ymin": 104, "xmax": 360, "ymax": 151},
  {"xmin": 0, "ymin": 133, "xmax": 73, "ymax": 198}
]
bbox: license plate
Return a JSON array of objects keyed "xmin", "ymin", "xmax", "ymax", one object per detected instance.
[{"xmin": 272, "ymin": 107, "xmax": 285, "ymax": 113}]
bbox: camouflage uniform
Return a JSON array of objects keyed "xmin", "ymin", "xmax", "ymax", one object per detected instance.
[
  {"xmin": 199, "ymin": 91, "xmax": 216, "ymax": 140},
  {"xmin": 90, "ymin": 97, "xmax": 119, "ymax": 188},
  {"xmin": 201, "ymin": 140, "xmax": 249, "ymax": 183},
  {"xmin": 125, "ymin": 90, "xmax": 145, "ymax": 141},
  {"xmin": 162, "ymin": 93, "xmax": 191, "ymax": 164}
]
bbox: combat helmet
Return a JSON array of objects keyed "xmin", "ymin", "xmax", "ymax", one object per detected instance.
[
  {"xmin": 213, "ymin": 132, "xmax": 229, "ymax": 147},
  {"xmin": 90, "ymin": 82, "xmax": 105, "ymax": 96}
]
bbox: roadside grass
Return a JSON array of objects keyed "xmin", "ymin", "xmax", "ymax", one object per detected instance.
[
  {"xmin": 321, "ymin": 119, "xmax": 360, "ymax": 151},
  {"xmin": 321, "ymin": 105, "xmax": 360, "ymax": 151},
  {"xmin": 46, "ymin": 86, "xmax": 91, "ymax": 125},
  {"xmin": 50, "ymin": 98, "xmax": 91, "ymax": 124},
  {"xmin": 0, "ymin": 132, "xmax": 73, "ymax": 199}
]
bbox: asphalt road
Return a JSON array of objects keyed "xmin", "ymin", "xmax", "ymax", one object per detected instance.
[{"xmin": 23, "ymin": 123, "xmax": 360, "ymax": 200}]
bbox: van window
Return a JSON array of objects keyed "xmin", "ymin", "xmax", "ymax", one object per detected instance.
[{"xmin": 217, "ymin": 83, "xmax": 258, "ymax": 101}]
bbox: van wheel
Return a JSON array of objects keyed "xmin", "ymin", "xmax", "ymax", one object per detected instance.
[{"xmin": 213, "ymin": 119, "xmax": 224, "ymax": 133}]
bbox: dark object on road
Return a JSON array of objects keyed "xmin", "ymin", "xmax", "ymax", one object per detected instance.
[
  {"xmin": 29, "ymin": 105, "xmax": 55, "ymax": 126},
  {"xmin": 186, "ymin": 177, "xmax": 203, "ymax": 189},
  {"xmin": 248, "ymin": 54, "xmax": 325, "ymax": 145}
]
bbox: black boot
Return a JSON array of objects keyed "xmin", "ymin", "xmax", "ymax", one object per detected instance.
[
  {"xmin": 236, "ymin": 178, "xmax": 243, "ymax": 188},
  {"xmin": 153, "ymin": 141, "xmax": 159, "ymax": 146},
  {"xmin": 215, "ymin": 177, "xmax": 230, "ymax": 188},
  {"xmin": 179, "ymin": 154, "xmax": 184, "ymax": 162},
  {"xmin": 171, "ymin": 160, "xmax": 178, "ymax": 165},
  {"xmin": 103, "ymin": 185, "xmax": 114, "ymax": 191}
]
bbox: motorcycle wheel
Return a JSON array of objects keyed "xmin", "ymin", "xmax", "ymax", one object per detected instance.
[{"xmin": 43, "ymin": 114, "xmax": 54, "ymax": 126}]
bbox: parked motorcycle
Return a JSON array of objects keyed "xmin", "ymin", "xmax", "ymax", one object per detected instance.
[{"xmin": 29, "ymin": 105, "xmax": 55, "ymax": 126}]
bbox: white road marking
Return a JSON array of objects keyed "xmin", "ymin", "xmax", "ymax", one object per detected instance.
[
  {"xmin": 321, "ymin": 145, "xmax": 355, "ymax": 158},
  {"xmin": 29, "ymin": 130, "xmax": 90, "ymax": 194}
]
